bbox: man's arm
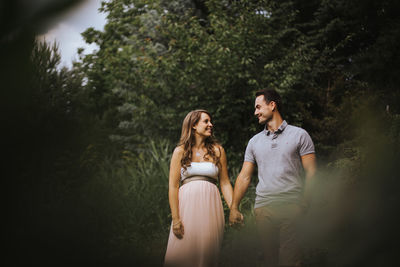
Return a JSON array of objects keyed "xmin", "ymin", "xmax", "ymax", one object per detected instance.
[
  {"xmin": 217, "ymin": 145, "xmax": 233, "ymax": 207},
  {"xmin": 229, "ymin": 161, "xmax": 255, "ymax": 225},
  {"xmin": 301, "ymin": 153, "xmax": 317, "ymax": 209}
]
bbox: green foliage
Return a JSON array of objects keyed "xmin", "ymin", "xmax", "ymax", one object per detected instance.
[
  {"xmin": 73, "ymin": 139, "xmax": 173, "ymax": 265},
  {"xmin": 76, "ymin": 0, "xmax": 400, "ymax": 161},
  {"xmin": 3, "ymin": 0, "xmax": 400, "ymax": 265},
  {"xmin": 73, "ymin": 2, "xmax": 400, "ymax": 263}
]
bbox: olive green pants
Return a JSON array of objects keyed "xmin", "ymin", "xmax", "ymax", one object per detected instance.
[{"xmin": 255, "ymin": 203, "xmax": 303, "ymax": 267}]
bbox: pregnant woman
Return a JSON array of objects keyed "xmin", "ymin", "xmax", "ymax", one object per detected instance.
[{"xmin": 164, "ymin": 109, "xmax": 233, "ymax": 267}]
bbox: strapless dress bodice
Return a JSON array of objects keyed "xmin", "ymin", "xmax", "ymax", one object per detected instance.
[{"xmin": 181, "ymin": 162, "xmax": 219, "ymax": 181}]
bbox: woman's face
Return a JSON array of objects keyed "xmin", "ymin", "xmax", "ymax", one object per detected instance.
[{"xmin": 193, "ymin": 112, "xmax": 213, "ymax": 137}]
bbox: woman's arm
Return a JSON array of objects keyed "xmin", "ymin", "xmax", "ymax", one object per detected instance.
[
  {"xmin": 168, "ymin": 146, "xmax": 184, "ymax": 238},
  {"xmin": 217, "ymin": 145, "xmax": 233, "ymax": 207},
  {"xmin": 229, "ymin": 161, "xmax": 255, "ymax": 225}
]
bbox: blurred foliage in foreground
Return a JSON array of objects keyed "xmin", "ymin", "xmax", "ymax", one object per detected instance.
[{"xmin": 1, "ymin": 0, "xmax": 400, "ymax": 266}]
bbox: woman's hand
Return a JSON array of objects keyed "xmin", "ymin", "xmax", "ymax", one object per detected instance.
[
  {"xmin": 172, "ymin": 219, "xmax": 184, "ymax": 239},
  {"xmin": 229, "ymin": 208, "xmax": 244, "ymax": 227}
]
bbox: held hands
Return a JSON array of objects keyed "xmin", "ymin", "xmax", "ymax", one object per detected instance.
[
  {"xmin": 229, "ymin": 208, "xmax": 244, "ymax": 227},
  {"xmin": 172, "ymin": 219, "xmax": 184, "ymax": 239}
]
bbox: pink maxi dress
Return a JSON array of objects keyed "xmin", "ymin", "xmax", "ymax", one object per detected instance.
[{"xmin": 164, "ymin": 162, "xmax": 225, "ymax": 267}]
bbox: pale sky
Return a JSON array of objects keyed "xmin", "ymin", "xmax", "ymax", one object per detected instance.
[{"xmin": 38, "ymin": 0, "xmax": 107, "ymax": 68}]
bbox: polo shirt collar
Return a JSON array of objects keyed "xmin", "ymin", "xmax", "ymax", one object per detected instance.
[{"xmin": 265, "ymin": 120, "xmax": 288, "ymax": 136}]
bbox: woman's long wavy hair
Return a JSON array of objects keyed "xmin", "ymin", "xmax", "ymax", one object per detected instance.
[{"xmin": 179, "ymin": 110, "xmax": 220, "ymax": 170}]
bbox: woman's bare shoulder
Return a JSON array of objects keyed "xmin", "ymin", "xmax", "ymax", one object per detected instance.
[
  {"xmin": 173, "ymin": 145, "xmax": 185, "ymax": 155},
  {"xmin": 213, "ymin": 144, "xmax": 225, "ymax": 156},
  {"xmin": 171, "ymin": 145, "xmax": 185, "ymax": 162}
]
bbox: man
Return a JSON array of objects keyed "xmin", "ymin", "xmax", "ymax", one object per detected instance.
[{"xmin": 229, "ymin": 89, "xmax": 316, "ymax": 267}]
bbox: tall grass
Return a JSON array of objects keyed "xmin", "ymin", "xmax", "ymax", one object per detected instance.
[
  {"xmin": 77, "ymin": 139, "xmax": 173, "ymax": 266},
  {"xmin": 79, "ymin": 138, "xmax": 257, "ymax": 266}
]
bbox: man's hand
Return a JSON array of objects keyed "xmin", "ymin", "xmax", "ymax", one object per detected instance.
[{"xmin": 229, "ymin": 208, "xmax": 244, "ymax": 227}]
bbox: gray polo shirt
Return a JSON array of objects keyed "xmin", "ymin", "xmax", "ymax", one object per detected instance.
[{"xmin": 244, "ymin": 120, "xmax": 315, "ymax": 208}]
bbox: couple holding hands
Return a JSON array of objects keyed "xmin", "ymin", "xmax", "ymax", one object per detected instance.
[{"xmin": 164, "ymin": 89, "xmax": 317, "ymax": 267}]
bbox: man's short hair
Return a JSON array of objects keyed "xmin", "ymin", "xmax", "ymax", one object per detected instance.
[{"xmin": 255, "ymin": 88, "xmax": 282, "ymax": 113}]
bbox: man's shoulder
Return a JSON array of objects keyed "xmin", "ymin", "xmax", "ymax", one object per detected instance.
[
  {"xmin": 248, "ymin": 130, "xmax": 265, "ymax": 143},
  {"xmin": 285, "ymin": 124, "xmax": 314, "ymax": 146},
  {"xmin": 286, "ymin": 124, "xmax": 308, "ymax": 135},
  {"xmin": 245, "ymin": 131, "xmax": 264, "ymax": 148}
]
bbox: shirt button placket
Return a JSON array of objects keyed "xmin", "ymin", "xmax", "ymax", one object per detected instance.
[{"xmin": 271, "ymin": 132, "xmax": 278, "ymax": 149}]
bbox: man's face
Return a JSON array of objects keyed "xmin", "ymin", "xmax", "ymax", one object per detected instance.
[{"xmin": 254, "ymin": 95, "xmax": 273, "ymax": 124}]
